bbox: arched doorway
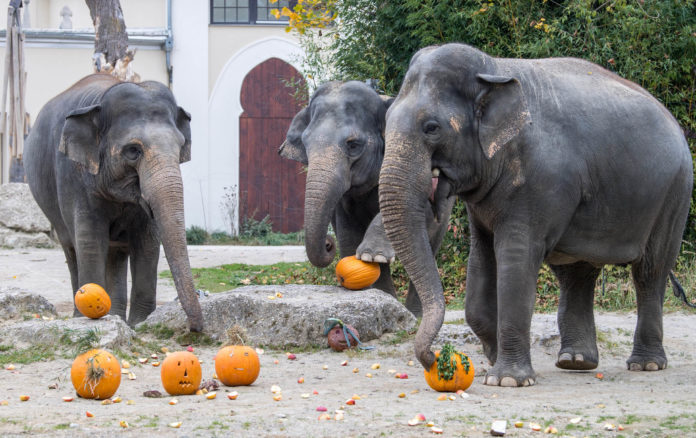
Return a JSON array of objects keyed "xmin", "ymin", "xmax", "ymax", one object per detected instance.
[{"xmin": 238, "ymin": 57, "xmax": 306, "ymax": 233}]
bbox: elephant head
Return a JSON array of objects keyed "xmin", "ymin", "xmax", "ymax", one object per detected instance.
[
  {"xmin": 379, "ymin": 44, "xmax": 530, "ymax": 369},
  {"xmin": 58, "ymin": 80, "xmax": 203, "ymax": 331},
  {"xmin": 280, "ymin": 81, "xmax": 393, "ymax": 267}
]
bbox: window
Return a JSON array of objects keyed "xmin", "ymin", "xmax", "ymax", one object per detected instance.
[{"xmin": 211, "ymin": 0, "xmax": 297, "ymax": 25}]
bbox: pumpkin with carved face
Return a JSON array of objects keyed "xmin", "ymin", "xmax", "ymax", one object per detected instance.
[
  {"xmin": 214, "ymin": 345, "xmax": 260, "ymax": 386},
  {"xmin": 161, "ymin": 351, "xmax": 202, "ymax": 395}
]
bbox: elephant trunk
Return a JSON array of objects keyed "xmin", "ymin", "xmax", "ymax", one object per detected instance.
[
  {"xmin": 141, "ymin": 156, "xmax": 204, "ymax": 332},
  {"xmin": 303, "ymin": 151, "xmax": 349, "ymax": 267},
  {"xmin": 379, "ymin": 135, "xmax": 444, "ymax": 370}
]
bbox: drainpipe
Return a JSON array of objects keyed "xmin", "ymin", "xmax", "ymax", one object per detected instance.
[{"xmin": 165, "ymin": 0, "xmax": 173, "ymax": 88}]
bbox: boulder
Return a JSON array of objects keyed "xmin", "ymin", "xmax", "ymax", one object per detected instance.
[
  {"xmin": 139, "ymin": 285, "xmax": 417, "ymax": 348},
  {"xmin": 0, "ymin": 287, "xmax": 56, "ymax": 319},
  {"xmin": 1, "ymin": 314, "xmax": 136, "ymax": 350},
  {"xmin": 0, "ymin": 183, "xmax": 55, "ymax": 248},
  {"xmin": 0, "ymin": 183, "xmax": 51, "ymax": 233}
]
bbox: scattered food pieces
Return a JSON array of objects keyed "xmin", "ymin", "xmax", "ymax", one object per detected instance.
[
  {"xmin": 335, "ymin": 411, "xmax": 344, "ymax": 421},
  {"xmin": 352, "ymin": 368, "xmax": 359, "ymax": 373},
  {"xmin": 143, "ymin": 390, "xmax": 163, "ymax": 398},
  {"xmin": 86, "ymin": 411, "xmax": 94, "ymax": 418},
  {"xmin": 169, "ymin": 422, "xmax": 182, "ymax": 428},
  {"xmin": 351, "ymin": 395, "xmax": 361, "ymax": 400},
  {"xmin": 341, "ymin": 360, "xmax": 348, "ymax": 366},
  {"xmin": 313, "ymin": 390, "xmax": 319, "ymax": 395},
  {"xmin": 604, "ymin": 423, "xmax": 615, "ymax": 431},
  {"xmin": 101, "ymin": 399, "xmax": 112, "ymax": 405},
  {"xmin": 597, "ymin": 403, "xmax": 606, "ymax": 408},
  {"xmin": 388, "ymin": 369, "xmax": 397, "ymax": 374},
  {"xmin": 287, "ymin": 353, "xmax": 297, "ymax": 360},
  {"xmin": 119, "ymin": 420, "xmax": 129, "ymax": 428},
  {"xmin": 437, "ymin": 394, "xmax": 448, "ymax": 401},
  {"xmin": 408, "ymin": 360, "xmax": 415, "ymax": 366},
  {"xmin": 127, "ymin": 372, "xmax": 136, "ymax": 380},
  {"xmin": 161, "ymin": 347, "xmax": 169, "ymax": 353},
  {"xmin": 301, "ymin": 393, "xmax": 310, "ymax": 399},
  {"xmin": 595, "ymin": 372, "xmax": 604, "ymax": 380},
  {"xmin": 408, "ymin": 414, "xmax": 426, "ymax": 426},
  {"xmin": 169, "ymin": 398, "xmax": 178, "ymax": 405},
  {"xmin": 19, "ymin": 395, "xmax": 29, "ymax": 402},
  {"xmin": 530, "ymin": 423, "xmax": 541, "ymax": 431},
  {"xmin": 62, "ymin": 396, "xmax": 73, "ymax": 402},
  {"xmin": 322, "ymin": 364, "xmax": 329, "ymax": 370},
  {"xmin": 366, "ymin": 373, "xmax": 373, "ymax": 378},
  {"xmin": 318, "ymin": 413, "xmax": 331, "ymax": 421},
  {"xmin": 255, "ymin": 348, "xmax": 264, "ymax": 355},
  {"xmin": 273, "ymin": 394, "xmax": 282, "ymax": 401},
  {"xmin": 138, "ymin": 358, "xmax": 148, "ymax": 364},
  {"xmin": 274, "ymin": 359, "xmax": 279, "ymax": 365},
  {"xmin": 5, "ymin": 364, "xmax": 15, "ymax": 370},
  {"xmin": 227, "ymin": 392, "xmax": 239, "ymax": 400},
  {"xmin": 544, "ymin": 426, "xmax": 558, "ymax": 434},
  {"xmin": 448, "ymin": 394, "xmax": 456, "ymax": 401},
  {"xmin": 121, "ymin": 360, "xmax": 131, "ymax": 369},
  {"xmin": 569, "ymin": 417, "xmax": 581, "ymax": 424},
  {"xmin": 514, "ymin": 421, "xmax": 523, "ymax": 428},
  {"xmin": 152, "ymin": 361, "xmax": 160, "ymax": 367},
  {"xmin": 186, "ymin": 346, "xmax": 194, "ymax": 352},
  {"xmin": 432, "ymin": 426, "xmax": 444, "ymax": 434},
  {"xmin": 297, "ymin": 377, "xmax": 305, "ymax": 384},
  {"xmin": 206, "ymin": 392, "xmax": 217, "ymax": 400},
  {"xmin": 316, "ymin": 406, "xmax": 327, "ymax": 412},
  {"xmin": 345, "ymin": 399, "xmax": 355, "ymax": 406},
  {"xmin": 271, "ymin": 385, "xmax": 281, "ymax": 394},
  {"xmin": 48, "ymin": 383, "xmax": 59, "ymax": 390},
  {"xmin": 126, "ymin": 400, "xmax": 135, "ymax": 405},
  {"xmin": 0, "ymin": 400, "xmax": 8, "ymax": 406},
  {"xmin": 371, "ymin": 363, "xmax": 381, "ymax": 370},
  {"xmin": 112, "ymin": 396, "xmax": 122, "ymax": 403},
  {"xmin": 398, "ymin": 393, "xmax": 406, "ymax": 398}
]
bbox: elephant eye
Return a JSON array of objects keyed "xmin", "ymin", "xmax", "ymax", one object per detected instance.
[
  {"xmin": 345, "ymin": 138, "xmax": 365, "ymax": 156},
  {"xmin": 122, "ymin": 143, "xmax": 142, "ymax": 161},
  {"xmin": 422, "ymin": 120, "xmax": 441, "ymax": 136}
]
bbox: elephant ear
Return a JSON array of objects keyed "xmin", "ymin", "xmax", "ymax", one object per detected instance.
[
  {"xmin": 177, "ymin": 107, "xmax": 192, "ymax": 163},
  {"xmin": 58, "ymin": 104, "xmax": 102, "ymax": 175},
  {"xmin": 278, "ymin": 106, "xmax": 309, "ymax": 165},
  {"xmin": 474, "ymin": 74, "xmax": 530, "ymax": 160}
]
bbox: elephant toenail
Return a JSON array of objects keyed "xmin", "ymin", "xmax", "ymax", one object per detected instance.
[
  {"xmin": 558, "ymin": 353, "xmax": 572, "ymax": 363},
  {"xmin": 389, "ymin": 256, "xmax": 395, "ymax": 263},
  {"xmin": 360, "ymin": 253, "xmax": 372, "ymax": 262},
  {"xmin": 374, "ymin": 254, "xmax": 387, "ymax": 263},
  {"xmin": 574, "ymin": 354, "xmax": 584, "ymax": 363},
  {"xmin": 500, "ymin": 377, "xmax": 518, "ymax": 387},
  {"xmin": 645, "ymin": 362, "xmax": 659, "ymax": 371},
  {"xmin": 628, "ymin": 363, "xmax": 642, "ymax": 371},
  {"xmin": 485, "ymin": 375, "xmax": 499, "ymax": 386}
]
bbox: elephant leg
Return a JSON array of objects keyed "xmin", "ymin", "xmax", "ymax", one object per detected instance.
[
  {"xmin": 62, "ymin": 245, "xmax": 80, "ymax": 317},
  {"xmin": 550, "ymin": 262, "xmax": 600, "ymax": 370},
  {"xmin": 127, "ymin": 228, "xmax": 159, "ymax": 326},
  {"xmin": 357, "ymin": 213, "xmax": 395, "ymax": 263},
  {"xmin": 628, "ymin": 262, "xmax": 668, "ymax": 371},
  {"xmin": 483, "ymin": 227, "xmax": 543, "ymax": 387},
  {"xmin": 73, "ymin": 218, "xmax": 110, "ymax": 310},
  {"xmin": 465, "ymin": 221, "xmax": 498, "ymax": 365},
  {"xmin": 106, "ymin": 245, "xmax": 129, "ymax": 319}
]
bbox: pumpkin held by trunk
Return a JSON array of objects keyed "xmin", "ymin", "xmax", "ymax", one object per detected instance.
[
  {"xmin": 214, "ymin": 345, "xmax": 260, "ymax": 386},
  {"xmin": 71, "ymin": 349, "xmax": 121, "ymax": 399},
  {"xmin": 161, "ymin": 351, "xmax": 202, "ymax": 395},
  {"xmin": 335, "ymin": 256, "xmax": 380, "ymax": 290},
  {"xmin": 424, "ymin": 344, "xmax": 475, "ymax": 392}
]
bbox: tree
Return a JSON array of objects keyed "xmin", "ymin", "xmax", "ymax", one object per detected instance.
[{"xmin": 85, "ymin": 0, "xmax": 138, "ymax": 81}]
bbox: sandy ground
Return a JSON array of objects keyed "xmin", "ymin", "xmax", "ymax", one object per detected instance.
[{"xmin": 1, "ymin": 247, "xmax": 696, "ymax": 437}]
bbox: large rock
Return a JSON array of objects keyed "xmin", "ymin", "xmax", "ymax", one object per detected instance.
[
  {"xmin": 1, "ymin": 315, "xmax": 136, "ymax": 350},
  {"xmin": 0, "ymin": 183, "xmax": 50, "ymax": 232},
  {"xmin": 0, "ymin": 287, "xmax": 56, "ymax": 319},
  {"xmin": 0, "ymin": 183, "xmax": 55, "ymax": 248},
  {"xmin": 139, "ymin": 285, "xmax": 417, "ymax": 347}
]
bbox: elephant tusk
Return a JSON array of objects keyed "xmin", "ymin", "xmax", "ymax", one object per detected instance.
[{"xmin": 431, "ymin": 168, "xmax": 440, "ymax": 177}]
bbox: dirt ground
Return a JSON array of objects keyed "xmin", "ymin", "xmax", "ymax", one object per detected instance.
[{"xmin": 1, "ymin": 248, "xmax": 696, "ymax": 437}]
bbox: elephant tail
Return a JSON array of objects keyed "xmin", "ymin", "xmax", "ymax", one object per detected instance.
[{"xmin": 669, "ymin": 271, "xmax": 696, "ymax": 308}]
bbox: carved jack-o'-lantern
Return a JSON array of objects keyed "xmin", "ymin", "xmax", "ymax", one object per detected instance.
[
  {"xmin": 160, "ymin": 351, "xmax": 202, "ymax": 395},
  {"xmin": 214, "ymin": 345, "xmax": 260, "ymax": 386}
]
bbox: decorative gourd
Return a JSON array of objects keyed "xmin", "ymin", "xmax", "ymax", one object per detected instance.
[
  {"xmin": 71, "ymin": 349, "xmax": 121, "ymax": 399},
  {"xmin": 161, "ymin": 351, "xmax": 202, "ymax": 395},
  {"xmin": 74, "ymin": 283, "xmax": 111, "ymax": 319},
  {"xmin": 335, "ymin": 256, "xmax": 380, "ymax": 290},
  {"xmin": 214, "ymin": 345, "xmax": 260, "ymax": 386},
  {"xmin": 424, "ymin": 344, "xmax": 475, "ymax": 392},
  {"xmin": 327, "ymin": 323, "xmax": 360, "ymax": 352}
]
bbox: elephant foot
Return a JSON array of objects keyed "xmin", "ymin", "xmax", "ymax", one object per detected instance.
[
  {"xmin": 481, "ymin": 342, "xmax": 497, "ymax": 366},
  {"xmin": 356, "ymin": 239, "xmax": 395, "ymax": 264},
  {"xmin": 555, "ymin": 349, "xmax": 598, "ymax": 370},
  {"xmin": 626, "ymin": 353, "xmax": 667, "ymax": 371},
  {"xmin": 484, "ymin": 362, "xmax": 536, "ymax": 387}
]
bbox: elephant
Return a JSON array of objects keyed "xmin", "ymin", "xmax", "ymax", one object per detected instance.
[
  {"xmin": 379, "ymin": 43, "xmax": 692, "ymax": 387},
  {"xmin": 280, "ymin": 81, "xmax": 453, "ymax": 316},
  {"xmin": 24, "ymin": 74, "xmax": 203, "ymax": 331}
]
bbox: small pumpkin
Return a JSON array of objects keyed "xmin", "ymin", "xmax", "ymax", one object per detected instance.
[
  {"xmin": 424, "ymin": 344, "xmax": 475, "ymax": 392},
  {"xmin": 74, "ymin": 283, "xmax": 111, "ymax": 319},
  {"xmin": 214, "ymin": 345, "xmax": 260, "ymax": 386},
  {"xmin": 335, "ymin": 256, "xmax": 380, "ymax": 290},
  {"xmin": 161, "ymin": 351, "xmax": 202, "ymax": 395},
  {"xmin": 71, "ymin": 349, "xmax": 121, "ymax": 399}
]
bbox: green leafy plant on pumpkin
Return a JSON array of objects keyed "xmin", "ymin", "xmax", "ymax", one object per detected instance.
[{"xmin": 436, "ymin": 343, "xmax": 471, "ymax": 380}]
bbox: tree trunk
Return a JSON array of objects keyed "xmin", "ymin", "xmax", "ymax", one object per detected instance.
[{"xmin": 85, "ymin": 0, "xmax": 138, "ymax": 81}]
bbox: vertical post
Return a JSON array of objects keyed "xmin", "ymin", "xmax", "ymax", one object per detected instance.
[{"xmin": 0, "ymin": 6, "xmax": 14, "ymax": 184}]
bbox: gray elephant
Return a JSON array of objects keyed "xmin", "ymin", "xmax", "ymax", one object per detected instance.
[
  {"xmin": 379, "ymin": 44, "xmax": 692, "ymax": 386},
  {"xmin": 280, "ymin": 81, "xmax": 453, "ymax": 316},
  {"xmin": 24, "ymin": 74, "xmax": 203, "ymax": 331}
]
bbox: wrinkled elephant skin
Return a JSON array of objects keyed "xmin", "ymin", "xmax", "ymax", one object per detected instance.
[
  {"xmin": 24, "ymin": 74, "xmax": 203, "ymax": 331},
  {"xmin": 379, "ymin": 44, "xmax": 692, "ymax": 386}
]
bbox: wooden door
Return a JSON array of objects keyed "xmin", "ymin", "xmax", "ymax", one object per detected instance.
[{"xmin": 239, "ymin": 58, "xmax": 306, "ymax": 233}]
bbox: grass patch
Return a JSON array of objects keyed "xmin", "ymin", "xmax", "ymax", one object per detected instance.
[
  {"xmin": 0, "ymin": 344, "xmax": 54, "ymax": 365},
  {"xmin": 136, "ymin": 323, "xmax": 175, "ymax": 340}
]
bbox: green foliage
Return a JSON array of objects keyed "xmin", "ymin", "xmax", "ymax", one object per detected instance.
[
  {"xmin": 240, "ymin": 215, "xmax": 273, "ymax": 239},
  {"xmin": 186, "ymin": 225, "xmax": 209, "ymax": 245}
]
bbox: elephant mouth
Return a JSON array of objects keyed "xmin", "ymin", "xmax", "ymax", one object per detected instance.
[{"xmin": 430, "ymin": 168, "xmax": 452, "ymax": 223}]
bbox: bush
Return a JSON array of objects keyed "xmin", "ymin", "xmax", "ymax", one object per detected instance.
[
  {"xmin": 240, "ymin": 215, "xmax": 273, "ymax": 239},
  {"xmin": 186, "ymin": 226, "xmax": 209, "ymax": 245}
]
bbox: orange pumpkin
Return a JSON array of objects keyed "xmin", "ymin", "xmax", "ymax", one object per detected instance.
[
  {"xmin": 424, "ymin": 345, "xmax": 475, "ymax": 392},
  {"xmin": 74, "ymin": 283, "xmax": 111, "ymax": 319},
  {"xmin": 71, "ymin": 349, "xmax": 121, "ymax": 399},
  {"xmin": 214, "ymin": 345, "xmax": 260, "ymax": 386},
  {"xmin": 160, "ymin": 351, "xmax": 202, "ymax": 395},
  {"xmin": 335, "ymin": 256, "xmax": 380, "ymax": 290}
]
